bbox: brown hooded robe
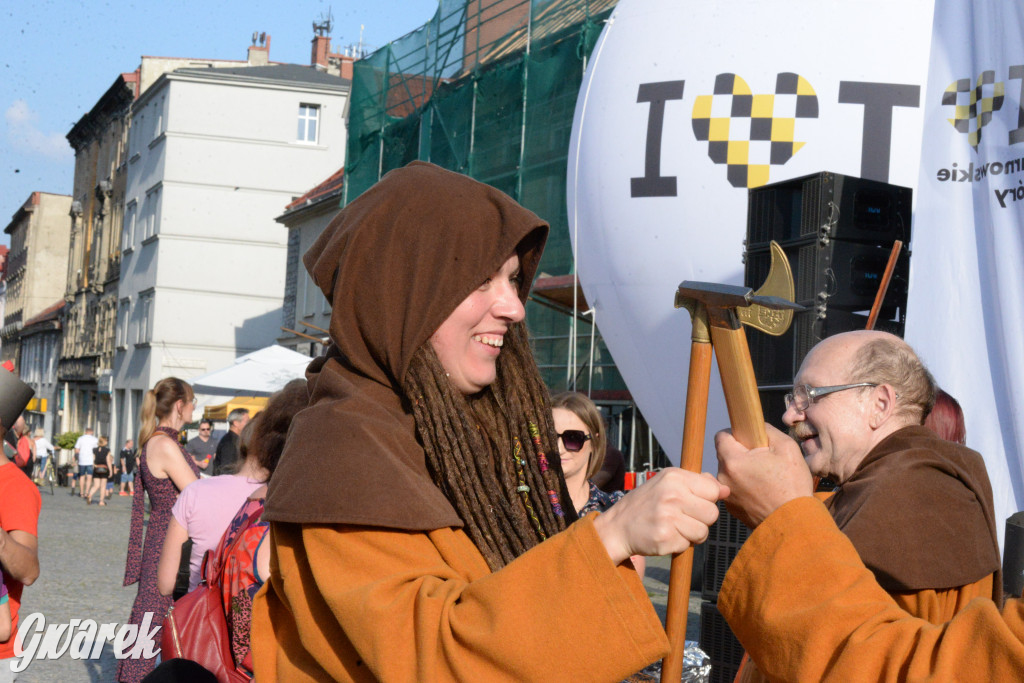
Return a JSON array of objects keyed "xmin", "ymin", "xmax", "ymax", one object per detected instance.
[
  {"xmin": 252, "ymin": 162, "xmax": 667, "ymax": 681},
  {"xmin": 735, "ymin": 425, "xmax": 1001, "ymax": 683}
]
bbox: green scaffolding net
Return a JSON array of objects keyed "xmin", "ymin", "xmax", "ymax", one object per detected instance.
[{"xmin": 345, "ymin": 0, "xmax": 626, "ymax": 398}]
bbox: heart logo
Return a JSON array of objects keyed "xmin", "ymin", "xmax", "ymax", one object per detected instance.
[
  {"xmin": 942, "ymin": 71, "xmax": 1004, "ymax": 151},
  {"xmin": 691, "ymin": 73, "xmax": 819, "ymax": 188}
]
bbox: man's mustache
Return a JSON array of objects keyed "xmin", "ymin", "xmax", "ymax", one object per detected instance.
[{"xmin": 789, "ymin": 424, "xmax": 816, "ymax": 442}]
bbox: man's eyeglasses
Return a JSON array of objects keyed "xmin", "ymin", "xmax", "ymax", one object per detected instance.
[
  {"xmin": 557, "ymin": 429, "xmax": 592, "ymax": 452},
  {"xmin": 784, "ymin": 383, "xmax": 878, "ymax": 412},
  {"xmin": 199, "ymin": 427, "xmax": 211, "ymax": 432}
]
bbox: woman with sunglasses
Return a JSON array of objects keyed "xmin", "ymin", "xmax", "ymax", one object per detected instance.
[
  {"xmin": 253, "ymin": 162, "xmax": 726, "ymax": 681},
  {"xmin": 553, "ymin": 391, "xmax": 646, "ymax": 578},
  {"xmin": 552, "ymin": 391, "xmax": 618, "ymax": 513}
]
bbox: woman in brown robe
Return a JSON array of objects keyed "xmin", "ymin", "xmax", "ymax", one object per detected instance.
[{"xmin": 252, "ymin": 161, "xmax": 727, "ymax": 681}]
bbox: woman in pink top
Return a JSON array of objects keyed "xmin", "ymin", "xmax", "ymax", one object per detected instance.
[{"xmin": 156, "ymin": 419, "xmax": 267, "ymax": 595}]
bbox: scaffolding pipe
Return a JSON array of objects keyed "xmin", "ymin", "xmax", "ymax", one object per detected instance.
[
  {"xmin": 617, "ymin": 411, "xmax": 623, "ymax": 451},
  {"xmin": 584, "ymin": 307, "xmax": 596, "ymax": 397},
  {"xmin": 648, "ymin": 426, "xmax": 654, "ymax": 470},
  {"xmin": 630, "ymin": 404, "xmax": 637, "ymax": 472}
]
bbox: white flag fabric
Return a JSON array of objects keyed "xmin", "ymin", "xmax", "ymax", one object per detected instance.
[{"xmin": 909, "ymin": 0, "xmax": 1024, "ymax": 547}]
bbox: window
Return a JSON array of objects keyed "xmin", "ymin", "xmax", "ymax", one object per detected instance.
[
  {"xmin": 154, "ymin": 96, "xmax": 166, "ymax": 140},
  {"xmin": 301, "ymin": 271, "xmax": 315, "ymax": 318},
  {"xmin": 144, "ymin": 187, "xmax": 160, "ymax": 240},
  {"xmin": 123, "ymin": 201, "xmax": 137, "ymax": 250},
  {"xmin": 117, "ymin": 299, "xmax": 131, "ymax": 348},
  {"xmin": 297, "ymin": 104, "xmax": 319, "ymax": 143},
  {"xmin": 136, "ymin": 292, "xmax": 153, "ymax": 344}
]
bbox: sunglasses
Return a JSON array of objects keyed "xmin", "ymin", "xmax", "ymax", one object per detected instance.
[{"xmin": 557, "ymin": 429, "xmax": 592, "ymax": 452}]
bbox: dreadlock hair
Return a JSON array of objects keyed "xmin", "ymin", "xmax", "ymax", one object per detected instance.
[{"xmin": 403, "ymin": 321, "xmax": 571, "ymax": 570}]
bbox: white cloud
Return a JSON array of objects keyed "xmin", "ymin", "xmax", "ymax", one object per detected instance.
[{"xmin": 5, "ymin": 100, "xmax": 73, "ymax": 161}]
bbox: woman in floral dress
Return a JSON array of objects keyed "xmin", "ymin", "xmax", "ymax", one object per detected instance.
[{"xmin": 119, "ymin": 377, "xmax": 199, "ymax": 682}]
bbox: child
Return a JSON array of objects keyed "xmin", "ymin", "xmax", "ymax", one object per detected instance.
[{"xmin": 0, "ymin": 576, "xmax": 11, "ymax": 642}]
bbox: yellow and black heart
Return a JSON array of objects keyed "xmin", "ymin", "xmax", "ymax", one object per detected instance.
[
  {"xmin": 692, "ymin": 73, "xmax": 818, "ymax": 188},
  {"xmin": 943, "ymin": 71, "xmax": 1004, "ymax": 151}
]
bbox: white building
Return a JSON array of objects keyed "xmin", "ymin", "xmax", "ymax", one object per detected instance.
[{"xmin": 113, "ymin": 62, "xmax": 349, "ymax": 446}]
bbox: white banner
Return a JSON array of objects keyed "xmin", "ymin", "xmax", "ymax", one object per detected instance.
[
  {"xmin": 909, "ymin": 0, "xmax": 1024, "ymax": 546},
  {"xmin": 569, "ymin": 0, "xmax": 1024, "ymax": 544}
]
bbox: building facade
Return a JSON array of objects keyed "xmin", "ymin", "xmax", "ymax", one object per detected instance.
[
  {"xmin": 61, "ymin": 73, "xmax": 139, "ymax": 439},
  {"xmin": 59, "ymin": 37, "xmax": 340, "ymax": 442},
  {"xmin": 18, "ymin": 301, "xmax": 65, "ymax": 438},
  {"xmin": 275, "ymin": 167, "xmax": 343, "ymax": 357},
  {"xmin": 113, "ymin": 62, "xmax": 349, "ymax": 448},
  {"xmin": 2, "ymin": 192, "xmax": 73, "ymax": 367}
]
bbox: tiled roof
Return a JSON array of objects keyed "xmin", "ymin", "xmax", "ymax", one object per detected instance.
[
  {"xmin": 284, "ymin": 167, "xmax": 345, "ymax": 211},
  {"xmin": 22, "ymin": 300, "xmax": 65, "ymax": 328}
]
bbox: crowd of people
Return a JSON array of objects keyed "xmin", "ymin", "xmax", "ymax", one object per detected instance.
[{"xmin": 2, "ymin": 161, "xmax": 1024, "ymax": 682}]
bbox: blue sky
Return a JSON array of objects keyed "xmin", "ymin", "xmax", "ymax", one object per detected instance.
[{"xmin": 0, "ymin": 0, "xmax": 439, "ymax": 246}]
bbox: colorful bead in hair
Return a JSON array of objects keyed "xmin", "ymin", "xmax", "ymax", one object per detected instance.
[
  {"xmin": 513, "ymin": 436, "xmax": 546, "ymax": 540},
  {"xmin": 528, "ymin": 422, "xmax": 564, "ymax": 518}
]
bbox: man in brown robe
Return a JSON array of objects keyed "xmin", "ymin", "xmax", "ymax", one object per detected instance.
[
  {"xmin": 715, "ymin": 423, "xmax": 1024, "ymax": 681},
  {"xmin": 733, "ymin": 330, "xmax": 1001, "ymax": 681},
  {"xmin": 788, "ymin": 331, "xmax": 1000, "ymax": 610}
]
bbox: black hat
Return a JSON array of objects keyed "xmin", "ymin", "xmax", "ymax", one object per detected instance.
[{"xmin": 0, "ymin": 366, "xmax": 34, "ymax": 431}]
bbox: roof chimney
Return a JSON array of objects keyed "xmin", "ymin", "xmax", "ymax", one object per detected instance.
[
  {"xmin": 311, "ymin": 35, "xmax": 331, "ymax": 70},
  {"xmin": 248, "ymin": 32, "xmax": 271, "ymax": 66}
]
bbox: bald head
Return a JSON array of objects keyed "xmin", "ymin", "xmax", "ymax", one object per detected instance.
[
  {"xmin": 806, "ymin": 331, "xmax": 936, "ymax": 426},
  {"xmin": 786, "ymin": 331, "xmax": 936, "ymax": 482}
]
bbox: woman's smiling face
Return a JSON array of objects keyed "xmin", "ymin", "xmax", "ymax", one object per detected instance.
[{"xmin": 429, "ymin": 254, "xmax": 525, "ymax": 395}]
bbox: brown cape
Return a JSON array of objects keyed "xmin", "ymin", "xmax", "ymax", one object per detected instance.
[
  {"xmin": 826, "ymin": 424, "xmax": 1002, "ymax": 596},
  {"xmin": 264, "ymin": 161, "xmax": 548, "ymax": 529}
]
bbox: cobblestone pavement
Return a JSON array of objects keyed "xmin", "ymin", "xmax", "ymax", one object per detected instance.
[
  {"xmin": 644, "ymin": 554, "xmax": 705, "ymax": 643},
  {"xmin": 15, "ymin": 481, "xmax": 138, "ymax": 682},
  {"xmin": 10, "ymin": 480, "xmax": 701, "ymax": 681}
]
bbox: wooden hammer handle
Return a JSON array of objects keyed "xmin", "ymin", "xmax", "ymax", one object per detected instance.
[
  {"xmin": 710, "ymin": 324, "xmax": 768, "ymax": 449},
  {"xmin": 662, "ymin": 341, "xmax": 714, "ymax": 683}
]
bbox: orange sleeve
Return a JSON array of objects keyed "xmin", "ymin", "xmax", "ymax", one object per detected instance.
[
  {"xmin": 719, "ymin": 497, "xmax": 1024, "ymax": 682},
  {"xmin": 254, "ymin": 514, "xmax": 668, "ymax": 682}
]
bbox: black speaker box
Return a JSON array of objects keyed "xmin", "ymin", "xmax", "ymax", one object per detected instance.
[
  {"xmin": 744, "ymin": 171, "xmax": 913, "ymax": 385},
  {"xmin": 745, "ymin": 239, "xmax": 910, "ymax": 313},
  {"xmin": 747, "ymin": 171, "xmax": 911, "ymax": 247},
  {"xmin": 699, "ymin": 600, "xmax": 745, "ymax": 683},
  {"xmin": 701, "ymin": 501, "xmax": 751, "ymax": 602}
]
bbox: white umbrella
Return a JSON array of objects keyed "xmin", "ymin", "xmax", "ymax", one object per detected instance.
[{"xmin": 190, "ymin": 345, "xmax": 312, "ymax": 397}]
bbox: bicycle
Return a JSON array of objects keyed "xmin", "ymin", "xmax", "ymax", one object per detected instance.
[{"xmin": 39, "ymin": 452, "xmax": 56, "ymax": 495}]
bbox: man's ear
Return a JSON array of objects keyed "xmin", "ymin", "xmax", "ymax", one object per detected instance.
[{"xmin": 869, "ymin": 384, "xmax": 899, "ymax": 428}]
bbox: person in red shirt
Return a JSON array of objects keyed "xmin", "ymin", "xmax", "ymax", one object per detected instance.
[{"xmin": 0, "ymin": 381, "xmax": 40, "ymax": 681}]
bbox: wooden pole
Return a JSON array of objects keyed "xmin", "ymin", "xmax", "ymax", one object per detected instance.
[
  {"xmin": 662, "ymin": 336, "xmax": 713, "ymax": 682},
  {"xmin": 709, "ymin": 323, "xmax": 768, "ymax": 449},
  {"xmin": 301, "ymin": 321, "xmax": 330, "ymax": 334},
  {"xmin": 865, "ymin": 240, "xmax": 903, "ymax": 331},
  {"xmin": 280, "ymin": 326, "xmax": 323, "ymax": 343}
]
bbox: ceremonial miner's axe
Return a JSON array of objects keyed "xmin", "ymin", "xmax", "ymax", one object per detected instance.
[{"xmin": 660, "ymin": 241, "xmax": 803, "ymax": 683}]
